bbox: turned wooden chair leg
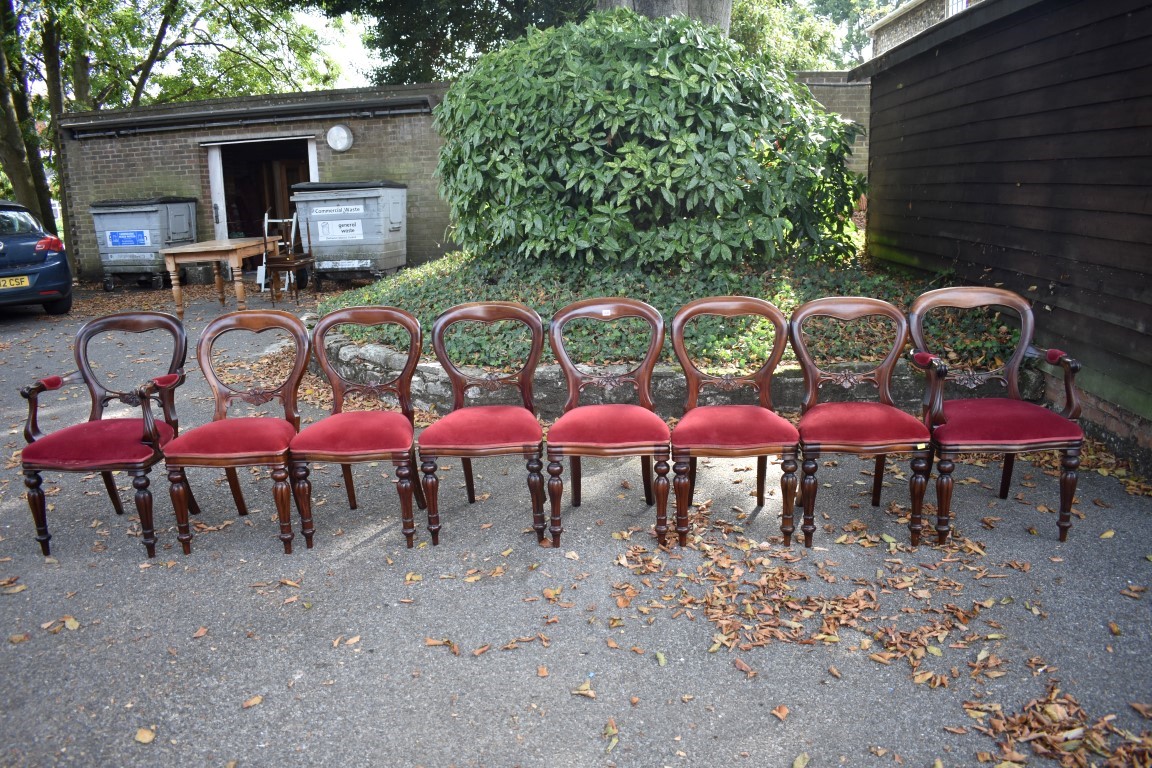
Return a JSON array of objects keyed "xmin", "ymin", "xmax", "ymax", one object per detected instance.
[
  {"xmin": 24, "ymin": 470, "xmax": 51, "ymax": 556},
  {"xmin": 673, "ymin": 452, "xmax": 692, "ymax": 546},
  {"xmin": 653, "ymin": 455, "xmax": 670, "ymax": 546},
  {"xmin": 271, "ymin": 464, "xmax": 294, "ymax": 554},
  {"xmin": 800, "ymin": 453, "xmax": 819, "ymax": 548},
  {"xmin": 131, "ymin": 471, "xmax": 158, "ymax": 558},
  {"xmin": 291, "ymin": 461, "xmax": 314, "ymax": 549},
  {"xmin": 934, "ymin": 453, "xmax": 955, "ymax": 545},
  {"xmin": 421, "ymin": 458, "xmax": 441, "ymax": 546},
  {"xmin": 1058, "ymin": 448, "xmax": 1080, "ymax": 542},
  {"xmin": 169, "ymin": 467, "xmax": 195, "ymax": 555},
  {"xmin": 547, "ymin": 457, "xmax": 564, "ymax": 548},
  {"xmin": 780, "ymin": 453, "xmax": 799, "ymax": 546},
  {"xmin": 527, "ymin": 454, "xmax": 546, "ymax": 543},
  {"xmin": 908, "ymin": 452, "xmax": 930, "ymax": 547},
  {"xmin": 394, "ymin": 458, "xmax": 416, "ymax": 548}
]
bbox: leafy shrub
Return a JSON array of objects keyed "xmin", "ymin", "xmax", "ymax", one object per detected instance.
[
  {"xmin": 321, "ymin": 251, "xmax": 959, "ymax": 369},
  {"xmin": 434, "ymin": 9, "xmax": 865, "ymax": 271}
]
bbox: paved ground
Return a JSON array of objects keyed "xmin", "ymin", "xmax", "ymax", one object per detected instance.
[{"xmin": 0, "ymin": 284, "xmax": 1149, "ymax": 767}]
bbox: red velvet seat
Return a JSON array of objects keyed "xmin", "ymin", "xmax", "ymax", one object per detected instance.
[
  {"xmin": 790, "ymin": 297, "xmax": 932, "ymax": 546},
  {"xmin": 909, "ymin": 287, "xmax": 1085, "ymax": 543},
  {"xmin": 289, "ymin": 307, "xmax": 426, "ymax": 548},
  {"xmin": 545, "ymin": 298, "xmax": 671, "ymax": 547},
  {"xmin": 669, "ymin": 297, "xmax": 799, "ymax": 546},
  {"xmin": 165, "ymin": 310, "xmax": 310, "ymax": 555},
  {"xmin": 20, "ymin": 311, "xmax": 187, "ymax": 558},
  {"xmin": 417, "ymin": 302, "xmax": 545, "ymax": 544}
]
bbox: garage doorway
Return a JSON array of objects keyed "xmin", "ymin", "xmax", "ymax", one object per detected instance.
[{"xmin": 204, "ymin": 136, "xmax": 319, "ymax": 240}]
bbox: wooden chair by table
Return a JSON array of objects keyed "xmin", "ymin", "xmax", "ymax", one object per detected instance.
[
  {"xmin": 164, "ymin": 310, "xmax": 310, "ymax": 555},
  {"xmin": 908, "ymin": 286, "xmax": 1084, "ymax": 543},
  {"xmin": 19, "ymin": 311, "xmax": 188, "ymax": 557},
  {"xmin": 545, "ymin": 298, "xmax": 671, "ymax": 548},
  {"xmin": 669, "ymin": 297, "xmax": 799, "ymax": 546},
  {"xmin": 417, "ymin": 302, "xmax": 545, "ymax": 545},
  {"xmin": 790, "ymin": 297, "xmax": 932, "ymax": 546},
  {"xmin": 289, "ymin": 307, "xmax": 427, "ymax": 548},
  {"xmin": 260, "ymin": 211, "xmax": 315, "ymax": 306}
]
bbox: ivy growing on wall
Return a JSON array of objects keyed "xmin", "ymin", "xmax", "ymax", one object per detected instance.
[{"xmin": 435, "ymin": 9, "xmax": 865, "ymax": 271}]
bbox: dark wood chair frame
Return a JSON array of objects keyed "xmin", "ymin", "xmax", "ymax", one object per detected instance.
[
  {"xmin": 165, "ymin": 310, "xmax": 310, "ymax": 555},
  {"xmin": 289, "ymin": 307, "xmax": 428, "ymax": 549},
  {"xmin": 908, "ymin": 286, "xmax": 1083, "ymax": 543},
  {"xmin": 790, "ymin": 297, "xmax": 932, "ymax": 546},
  {"xmin": 20, "ymin": 311, "xmax": 188, "ymax": 558},
  {"xmin": 545, "ymin": 297, "xmax": 671, "ymax": 547},
  {"xmin": 418, "ymin": 302, "xmax": 546, "ymax": 545},
  {"xmin": 670, "ymin": 296, "xmax": 799, "ymax": 546}
]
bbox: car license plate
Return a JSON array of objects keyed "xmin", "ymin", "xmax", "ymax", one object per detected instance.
[{"xmin": 0, "ymin": 275, "xmax": 30, "ymax": 289}]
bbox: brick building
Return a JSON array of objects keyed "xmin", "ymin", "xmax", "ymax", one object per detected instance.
[{"xmin": 58, "ymin": 84, "xmax": 452, "ymax": 281}]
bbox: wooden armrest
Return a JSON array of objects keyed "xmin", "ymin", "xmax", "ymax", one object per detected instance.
[
  {"xmin": 1029, "ymin": 345, "xmax": 1082, "ymax": 420},
  {"xmin": 20, "ymin": 371, "xmax": 82, "ymax": 443}
]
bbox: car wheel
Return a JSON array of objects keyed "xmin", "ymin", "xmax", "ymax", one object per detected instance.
[{"xmin": 43, "ymin": 293, "xmax": 73, "ymax": 315}]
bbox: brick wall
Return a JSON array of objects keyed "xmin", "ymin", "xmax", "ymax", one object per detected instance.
[
  {"xmin": 794, "ymin": 72, "xmax": 871, "ymax": 176},
  {"xmin": 58, "ymin": 86, "xmax": 452, "ymax": 281}
]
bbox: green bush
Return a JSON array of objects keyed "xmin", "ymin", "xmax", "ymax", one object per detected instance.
[
  {"xmin": 321, "ymin": 251, "xmax": 953, "ymax": 370},
  {"xmin": 434, "ymin": 9, "xmax": 865, "ymax": 271}
]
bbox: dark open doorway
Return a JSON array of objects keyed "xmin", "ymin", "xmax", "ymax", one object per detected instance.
[{"xmin": 221, "ymin": 140, "xmax": 310, "ymax": 238}]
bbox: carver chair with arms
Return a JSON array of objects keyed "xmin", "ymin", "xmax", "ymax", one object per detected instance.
[
  {"xmin": 417, "ymin": 302, "xmax": 545, "ymax": 545},
  {"xmin": 790, "ymin": 297, "xmax": 932, "ymax": 547},
  {"xmin": 545, "ymin": 298, "xmax": 671, "ymax": 548},
  {"xmin": 164, "ymin": 310, "xmax": 310, "ymax": 555},
  {"xmin": 20, "ymin": 311, "xmax": 188, "ymax": 557},
  {"xmin": 670, "ymin": 297, "xmax": 799, "ymax": 546},
  {"xmin": 289, "ymin": 307, "xmax": 427, "ymax": 548},
  {"xmin": 908, "ymin": 286, "xmax": 1084, "ymax": 543}
]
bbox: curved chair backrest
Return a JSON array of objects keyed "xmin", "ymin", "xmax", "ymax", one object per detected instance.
[
  {"xmin": 549, "ymin": 297, "xmax": 665, "ymax": 413},
  {"xmin": 432, "ymin": 301, "xmax": 544, "ymax": 413},
  {"xmin": 74, "ymin": 311, "xmax": 187, "ymax": 424},
  {"xmin": 789, "ymin": 296, "xmax": 909, "ymax": 412},
  {"xmin": 672, "ymin": 296, "xmax": 788, "ymax": 412},
  {"xmin": 908, "ymin": 286, "xmax": 1035, "ymax": 401},
  {"xmin": 195, "ymin": 310, "xmax": 310, "ymax": 427},
  {"xmin": 312, "ymin": 306, "xmax": 422, "ymax": 421}
]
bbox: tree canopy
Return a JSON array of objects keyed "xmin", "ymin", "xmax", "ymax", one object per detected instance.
[{"xmin": 0, "ymin": 0, "xmax": 341, "ymax": 229}]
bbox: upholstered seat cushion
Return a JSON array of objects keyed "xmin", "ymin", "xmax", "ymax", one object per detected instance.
[
  {"xmin": 672, "ymin": 405, "xmax": 798, "ymax": 451},
  {"xmin": 164, "ymin": 417, "xmax": 296, "ymax": 461},
  {"xmin": 799, "ymin": 401, "xmax": 929, "ymax": 447},
  {"xmin": 291, "ymin": 411, "xmax": 413, "ymax": 457},
  {"xmin": 21, "ymin": 419, "xmax": 174, "ymax": 470},
  {"xmin": 419, "ymin": 405, "xmax": 542, "ymax": 451},
  {"xmin": 547, "ymin": 404, "xmax": 670, "ymax": 448},
  {"xmin": 933, "ymin": 398, "xmax": 1083, "ymax": 447}
]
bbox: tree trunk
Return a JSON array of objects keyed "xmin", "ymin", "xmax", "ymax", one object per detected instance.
[
  {"xmin": 595, "ymin": 0, "xmax": 731, "ymax": 33},
  {"xmin": 0, "ymin": 31, "xmax": 39, "ymax": 212}
]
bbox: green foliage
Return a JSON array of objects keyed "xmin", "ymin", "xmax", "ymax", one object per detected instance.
[
  {"xmin": 730, "ymin": 0, "xmax": 840, "ymax": 71},
  {"xmin": 307, "ymin": 0, "xmax": 593, "ymax": 84},
  {"xmin": 434, "ymin": 9, "xmax": 865, "ymax": 272},
  {"xmin": 320, "ymin": 250, "xmax": 962, "ymax": 370}
]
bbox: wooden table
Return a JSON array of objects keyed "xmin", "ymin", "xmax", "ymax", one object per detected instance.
[{"xmin": 160, "ymin": 237, "xmax": 277, "ymax": 321}]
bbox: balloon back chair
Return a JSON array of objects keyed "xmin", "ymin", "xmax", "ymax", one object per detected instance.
[
  {"xmin": 545, "ymin": 298, "xmax": 671, "ymax": 547},
  {"xmin": 417, "ymin": 302, "xmax": 545, "ymax": 545},
  {"xmin": 908, "ymin": 286, "xmax": 1084, "ymax": 543},
  {"xmin": 289, "ymin": 307, "xmax": 427, "ymax": 548},
  {"xmin": 669, "ymin": 297, "xmax": 799, "ymax": 546},
  {"xmin": 789, "ymin": 297, "xmax": 932, "ymax": 546},
  {"xmin": 20, "ymin": 311, "xmax": 188, "ymax": 558},
  {"xmin": 164, "ymin": 310, "xmax": 310, "ymax": 555}
]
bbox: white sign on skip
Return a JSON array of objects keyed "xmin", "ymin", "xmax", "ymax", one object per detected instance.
[
  {"xmin": 312, "ymin": 204, "xmax": 365, "ymax": 216},
  {"xmin": 317, "ymin": 219, "xmax": 364, "ymax": 241}
]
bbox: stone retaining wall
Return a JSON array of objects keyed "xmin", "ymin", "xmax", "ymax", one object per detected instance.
[{"xmin": 317, "ymin": 333, "xmax": 1044, "ymax": 421}]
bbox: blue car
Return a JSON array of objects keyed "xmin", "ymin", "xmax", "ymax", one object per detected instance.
[{"xmin": 0, "ymin": 200, "xmax": 72, "ymax": 315}]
